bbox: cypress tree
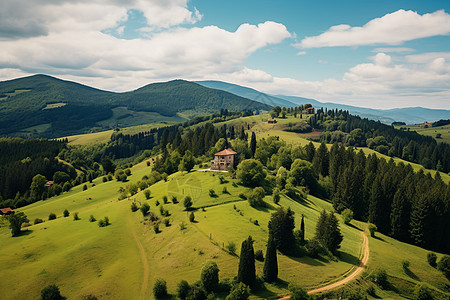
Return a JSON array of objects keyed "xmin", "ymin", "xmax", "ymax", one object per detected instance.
[
  {"xmin": 263, "ymin": 234, "xmax": 278, "ymax": 282},
  {"xmin": 250, "ymin": 132, "xmax": 257, "ymax": 157},
  {"xmin": 237, "ymin": 236, "xmax": 256, "ymax": 287},
  {"xmin": 300, "ymin": 214, "xmax": 305, "ymax": 242},
  {"xmin": 268, "ymin": 207, "xmax": 295, "ymax": 254}
]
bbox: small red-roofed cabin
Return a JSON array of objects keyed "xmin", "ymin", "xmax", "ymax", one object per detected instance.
[
  {"xmin": 302, "ymin": 107, "xmax": 315, "ymax": 114},
  {"xmin": 211, "ymin": 148, "xmax": 237, "ymax": 171},
  {"xmin": 0, "ymin": 207, "xmax": 15, "ymax": 215},
  {"xmin": 44, "ymin": 181, "xmax": 54, "ymax": 187},
  {"xmin": 267, "ymin": 118, "xmax": 277, "ymax": 124}
]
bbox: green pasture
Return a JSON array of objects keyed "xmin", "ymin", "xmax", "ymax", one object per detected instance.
[{"xmin": 397, "ymin": 123, "xmax": 450, "ymax": 144}]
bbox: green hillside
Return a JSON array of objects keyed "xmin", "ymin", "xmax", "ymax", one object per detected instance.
[{"xmin": 0, "ymin": 75, "xmax": 270, "ymax": 138}]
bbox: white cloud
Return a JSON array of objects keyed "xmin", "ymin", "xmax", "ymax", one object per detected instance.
[
  {"xmin": 296, "ymin": 51, "xmax": 306, "ymax": 55},
  {"xmin": 405, "ymin": 52, "xmax": 450, "ymax": 63},
  {"xmin": 296, "ymin": 9, "xmax": 450, "ymax": 48},
  {"xmin": 372, "ymin": 47, "xmax": 415, "ymax": 53}
]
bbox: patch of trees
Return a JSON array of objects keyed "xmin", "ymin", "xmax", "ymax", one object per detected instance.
[
  {"xmin": 432, "ymin": 119, "xmax": 450, "ymax": 127},
  {"xmin": 312, "ymin": 109, "xmax": 450, "ymax": 173}
]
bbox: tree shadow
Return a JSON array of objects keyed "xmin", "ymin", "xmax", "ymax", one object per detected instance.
[
  {"xmin": 346, "ymin": 223, "xmax": 363, "ymax": 231},
  {"xmin": 336, "ymin": 250, "xmax": 360, "ymax": 265},
  {"xmin": 404, "ymin": 268, "xmax": 420, "ymax": 281},
  {"xmin": 14, "ymin": 229, "xmax": 33, "ymax": 237},
  {"xmin": 251, "ymin": 281, "xmax": 278, "ymax": 299},
  {"xmin": 285, "ymin": 254, "xmax": 326, "ymax": 266},
  {"xmin": 373, "ymin": 235, "xmax": 387, "ymax": 243}
]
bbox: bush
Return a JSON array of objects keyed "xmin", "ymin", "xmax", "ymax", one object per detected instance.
[
  {"xmin": 63, "ymin": 209, "xmax": 69, "ymax": 217},
  {"xmin": 140, "ymin": 203, "xmax": 150, "ymax": 216},
  {"xmin": 82, "ymin": 295, "xmax": 98, "ymax": 300},
  {"xmin": 153, "ymin": 279, "xmax": 168, "ymax": 299},
  {"xmin": 342, "ymin": 208, "xmax": 353, "ymax": 225},
  {"xmin": 89, "ymin": 215, "xmax": 96, "ymax": 222},
  {"xmin": 247, "ymin": 187, "xmax": 265, "ymax": 208},
  {"xmin": 163, "ymin": 218, "xmax": 170, "ymax": 227},
  {"xmin": 437, "ymin": 255, "xmax": 450, "ymax": 279},
  {"xmin": 144, "ymin": 189, "xmax": 151, "ymax": 199},
  {"xmin": 155, "ymin": 200, "xmax": 160, "ymax": 206},
  {"xmin": 177, "ymin": 280, "xmax": 190, "ymax": 299},
  {"xmin": 48, "ymin": 213, "xmax": 56, "ymax": 220},
  {"xmin": 102, "ymin": 176, "xmax": 107, "ymax": 182},
  {"xmin": 226, "ymin": 242, "xmax": 236, "ymax": 255},
  {"xmin": 366, "ymin": 285, "xmax": 376, "ymax": 297},
  {"xmin": 163, "ymin": 195, "xmax": 168, "ymax": 204},
  {"xmin": 98, "ymin": 219, "xmax": 105, "ymax": 227},
  {"xmin": 125, "ymin": 168, "xmax": 132, "ymax": 176},
  {"xmin": 288, "ymin": 283, "xmax": 310, "ymax": 300},
  {"xmin": 188, "ymin": 283, "xmax": 207, "ymax": 300},
  {"xmin": 153, "ymin": 223, "xmax": 160, "ymax": 233},
  {"xmin": 171, "ymin": 196, "xmax": 178, "ymax": 204},
  {"xmin": 41, "ymin": 284, "xmax": 64, "ymax": 300},
  {"xmin": 184, "ymin": 196, "xmax": 193, "ymax": 210},
  {"xmin": 179, "ymin": 221, "xmax": 187, "ymax": 230},
  {"xmin": 413, "ymin": 283, "xmax": 434, "ymax": 300},
  {"xmin": 255, "ymin": 249, "xmax": 264, "ymax": 262},
  {"xmin": 402, "ymin": 260, "xmax": 410, "ymax": 272},
  {"xmin": 83, "ymin": 184, "xmax": 88, "ymax": 191},
  {"xmin": 189, "ymin": 212, "xmax": 195, "ymax": 222},
  {"xmin": 225, "ymin": 282, "xmax": 249, "ymax": 300},
  {"xmin": 306, "ymin": 239, "xmax": 322, "ymax": 258},
  {"xmin": 131, "ymin": 202, "xmax": 138, "ymax": 212},
  {"xmin": 104, "ymin": 216, "xmax": 110, "ymax": 226},
  {"xmin": 34, "ymin": 218, "xmax": 44, "ymax": 225},
  {"xmin": 219, "ymin": 175, "xmax": 226, "ymax": 184},
  {"xmin": 427, "ymin": 252, "xmax": 437, "ymax": 267},
  {"xmin": 371, "ymin": 268, "xmax": 388, "ymax": 289},
  {"xmin": 273, "ymin": 188, "xmax": 280, "ymax": 204},
  {"xmin": 368, "ymin": 223, "xmax": 377, "ymax": 237},
  {"xmin": 209, "ymin": 189, "xmax": 217, "ymax": 197},
  {"xmin": 238, "ymin": 193, "xmax": 247, "ymax": 200},
  {"xmin": 222, "ymin": 187, "xmax": 229, "ymax": 194},
  {"xmin": 73, "ymin": 212, "xmax": 80, "ymax": 221},
  {"xmin": 201, "ymin": 261, "xmax": 220, "ymax": 293}
]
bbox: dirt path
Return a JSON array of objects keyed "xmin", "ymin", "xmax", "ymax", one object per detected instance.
[
  {"xmin": 279, "ymin": 231, "xmax": 369, "ymax": 299},
  {"xmin": 132, "ymin": 230, "xmax": 149, "ymax": 300}
]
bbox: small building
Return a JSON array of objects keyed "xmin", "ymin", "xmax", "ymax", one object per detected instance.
[
  {"xmin": 44, "ymin": 181, "xmax": 54, "ymax": 187},
  {"xmin": 267, "ymin": 118, "xmax": 277, "ymax": 124},
  {"xmin": 302, "ymin": 107, "xmax": 315, "ymax": 114},
  {"xmin": 211, "ymin": 148, "xmax": 237, "ymax": 171},
  {"xmin": 0, "ymin": 207, "xmax": 15, "ymax": 215}
]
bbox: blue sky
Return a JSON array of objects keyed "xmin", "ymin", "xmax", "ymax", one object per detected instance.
[{"xmin": 0, "ymin": 0, "xmax": 449, "ymax": 109}]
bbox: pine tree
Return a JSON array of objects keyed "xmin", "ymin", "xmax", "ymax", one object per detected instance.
[
  {"xmin": 300, "ymin": 214, "xmax": 305, "ymax": 242},
  {"xmin": 263, "ymin": 234, "xmax": 278, "ymax": 282},
  {"xmin": 313, "ymin": 142, "xmax": 329, "ymax": 176},
  {"xmin": 237, "ymin": 236, "xmax": 256, "ymax": 287},
  {"xmin": 250, "ymin": 132, "xmax": 257, "ymax": 157}
]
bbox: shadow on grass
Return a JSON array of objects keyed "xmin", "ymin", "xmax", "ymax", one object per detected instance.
[
  {"xmin": 286, "ymin": 254, "xmax": 326, "ymax": 266},
  {"xmin": 14, "ymin": 229, "xmax": 33, "ymax": 237},
  {"xmin": 404, "ymin": 268, "xmax": 420, "ymax": 281},
  {"xmin": 337, "ymin": 250, "xmax": 360, "ymax": 265},
  {"xmin": 253, "ymin": 202, "xmax": 276, "ymax": 213},
  {"xmin": 373, "ymin": 235, "xmax": 387, "ymax": 243},
  {"xmin": 346, "ymin": 223, "xmax": 363, "ymax": 231}
]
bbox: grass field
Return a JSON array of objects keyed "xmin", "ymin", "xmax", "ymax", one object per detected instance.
[{"xmin": 396, "ymin": 123, "xmax": 450, "ymax": 144}]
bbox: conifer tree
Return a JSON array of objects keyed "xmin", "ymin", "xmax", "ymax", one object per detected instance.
[
  {"xmin": 268, "ymin": 207, "xmax": 295, "ymax": 254},
  {"xmin": 250, "ymin": 132, "xmax": 257, "ymax": 157},
  {"xmin": 300, "ymin": 215, "xmax": 305, "ymax": 242},
  {"xmin": 263, "ymin": 234, "xmax": 278, "ymax": 282},
  {"xmin": 237, "ymin": 236, "xmax": 256, "ymax": 287}
]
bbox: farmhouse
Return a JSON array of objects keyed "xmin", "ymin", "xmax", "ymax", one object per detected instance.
[
  {"xmin": 44, "ymin": 181, "xmax": 54, "ymax": 187},
  {"xmin": 267, "ymin": 118, "xmax": 277, "ymax": 124},
  {"xmin": 211, "ymin": 148, "xmax": 237, "ymax": 171},
  {"xmin": 302, "ymin": 107, "xmax": 315, "ymax": 114},
  {"xmin": 0, "ymin": 207, "xmax": 15, "ymax": 215}
]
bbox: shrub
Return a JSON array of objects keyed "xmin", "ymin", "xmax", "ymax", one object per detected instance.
[
  {"xmin": 189, "ymin": 212, "xmax": 195, "ymax": 222},
  {"xmin": 48, "ymin": 213, "xmax": 56, "ymax": 220},
  {"xmin": 41, "ymin": 284, "xmax": 64, "ymax": 300},
  {"xmin": 413, "ymin": 283, "xmax": 433, "ymax": 300},
  {"xmin": 83, "ymin": 184, "xmax": 88, "ymax": 191},
  {"xmin": 184, "ymin": 196, "xmax": 193, "ymax": 210},
  {"xmin": 171, "ymin": 196, "xmax": 178, "ymax": 204},
  {"xmin": 62, "ymin": 182, "xmax": 72, "ymax": 192},
  {"xmin": 288, "ymin": 283, "xmax": 310, "ymax": 300},
  {"xmin": 89, "ymin": 215, "xmax": 96, "ymax": 222},
  {"xmin": 163, "ymin": 195, "xmax": 168, "ymax": 204},
  {"xmin": 232, "ymin": 182, "xmax": 238, "ymax": 188},
  {"xmin": 255, "ymin": 250, "xmax": 264, "ymax": 262},
  {"xmin": 219, "ymin": 175, "xmax": 226, "ymax": 184},
  {"xmin": 188, "ymin": 283, "xmax": 207, "ymax": 300},
  {"xmin": 368, "ymin": 223, "xmax": 377, "ymax": 237},
  {"xmin": 163, "ymin": 218, "xmax": 170, "ymax": 227},
  {"xmin": 73, "ymin": 212, "xmax": 80, "ymax": 221},
  {"xmin": 102, "ymin": 176, "xmax": 107, "ymax": 182},
  {"xmin": 402, "ymin": 260, "xmax": 410, "ymax": 272},
  {"xmin": 34, "ymin": 218, "xmax": 44, "ymax": 225},
  {"xmin": 209, "ymin": 189, "xmax": 217, "ymax": 197},
  {"xmin": 153, "ymin": 223, "xmax": 160, "ymax": 233},
  {"xmin": 82, "ymin": 295, "xmax": 98, "ymax": 300},
  {"xmin": 226, "ymin": 242, "xmax": 236, "ymax": 255},
  {"xmin": 366, "ymin": 285, "xmax": 376, "ymax": 297},
  {"xmin": 201, "ymin": 261, "xmax": 220, "ymax": 293},
  {"xmin": 177, "ymin": 280, "xmax": 190, "ymax": 300},
  {"xmin": 222, "ymin": 187, "xmax": 229, "ymax": 194},
  {"xmin": 427, "ymin": 252, "xmax": 437, "ymax": 267},
  {"xmin": 247, "ymin": 187, "xmax": 265, "ymax": 208},
  {"xmin": 179, "ymin": 221, "xmax": 187, "ymax": 230},
  {"xmin": 342, "ymin": 208, "xmax": 353, "ymax": 225},
  {"xmin": 144, "ymin": 189, "xmax": 151, "ymax": 199},
  {"xmin": 238, "ymin": 193, "xmax": 247, "ymax": 200},
  {"xmin": 104, "ymin": 216, "xmax": 110, "ymax": 226},
  {"xmin": 273, "ymin": 188, "xmax": 280, "ymax": 204},
  {"xmin": 371, "ymin": 268, "xmax": 388, "ymax": 289},
  {"xmin": 140, "ymin": 203, "xmax": 150, "ymax": 216},
  {"xmin": 225, "ymin": 282, "xmax": 249, "ymax": 300},
  {"xmin": 153, "ymin": 279, "xmax": 168, "ymax": 299},
  {"xmin": 155, "ymin": 200, "xmax": 160, "ymax": 206},
  {"xmin": 107, "ymin": 174, "xmax": 113, "ymax": 181},
  {"xmin": 63, "ymin": 209, "xmax": 69, "ymax": 217},
  {"xmin": 131, "ymin": 202, "xmax": 138, "ymax": 212},
  {"xmin": 306, "ymin": 239, "xmax": 322, "ymax": 258},
  {"xmin": 98, "ymin": 217, "xmax": 110, "ymax": 227},
  {"xmin": 124, "ymin": 168, "xmax": 131, "ymax": 176},
  {"xmin": 437, "ymin": 255, "xmax": 450, "ymax": 279}
]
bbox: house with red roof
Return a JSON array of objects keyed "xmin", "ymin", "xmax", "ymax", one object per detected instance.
[
  {"xmin": 211, "ymin": 148, "xmax": 237, "ymax": 171},
  {"xmin": 0, "ymin": 207, "xmax": 15, "ymax": 215}
]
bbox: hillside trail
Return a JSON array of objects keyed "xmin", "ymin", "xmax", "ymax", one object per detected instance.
[
  {"xmin": 131, "ymin": 227, "xmax": 150, "ymax": 300},
  {"xmin": 279, "ymin": 231, "xmax": 369, "ymax": 299}
]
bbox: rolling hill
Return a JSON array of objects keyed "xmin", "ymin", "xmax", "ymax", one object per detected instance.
[
  {"xmin": 0, "ymin": 75, "xmax": 271, "ymax": 138},
  {"xmin": 196, "ymin": 80, "xmax": 450, "ymax": 124}
]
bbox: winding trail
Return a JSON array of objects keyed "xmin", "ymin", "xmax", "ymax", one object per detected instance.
[
  {"xmin": 132, "ymin": 230, "xmax": 149, "ymax": 300},
  {"xmin": 279, "ymin": 231, "xmax": 369, "ymax": 298}
]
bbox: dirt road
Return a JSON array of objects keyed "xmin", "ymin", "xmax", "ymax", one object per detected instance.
[
  {"xmin": 132, "ymin": 230, "xmax": 149, "ymax": 300},
  {"xmin": 279, "ymin": 231, "xmax": 369, "ymax": 298}
]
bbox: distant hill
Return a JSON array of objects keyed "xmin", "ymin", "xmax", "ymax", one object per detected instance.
[
  {"xmin": 196, "ymin": 80, "xmax": 450, "ymax": 124},
  {"xmin": 0, "ymin": 75, "xmax": 270, "ymax": 138}
]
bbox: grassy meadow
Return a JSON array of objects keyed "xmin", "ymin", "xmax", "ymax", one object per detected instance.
[{"xmin": 396, "ymin": 123, "xmax": 450, "ymax": 144}]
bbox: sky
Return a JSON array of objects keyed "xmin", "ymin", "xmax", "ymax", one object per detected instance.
[{"xmin": 1, "ymin": 0, "xmax": 450, "ymax": 109}]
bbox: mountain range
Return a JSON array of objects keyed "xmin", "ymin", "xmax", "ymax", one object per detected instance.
[{"xmin": 196, "ymin": 80, "xmax": 450, "ymax": 124}]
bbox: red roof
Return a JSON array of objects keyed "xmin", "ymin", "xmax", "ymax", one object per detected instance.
[
  {"xmin": 268, "ymin": 118, "xmax": 276, "ymax": 122},
  {"xmin": 0, "ymin": 207, "xmax": 14, "ymax": 214},
  {"xmin": 44, "ymin": 181, "xmax": 54, "ymax": 187},
  {"xmin": 305, "ymin": 107, "xmax": 314, "ymax": 110},
  {"xmin": 215, "ymin": 148, "xmax": 237, "ymax": 156}
]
